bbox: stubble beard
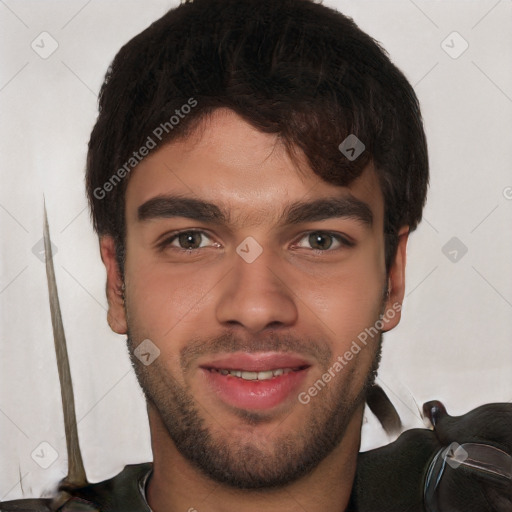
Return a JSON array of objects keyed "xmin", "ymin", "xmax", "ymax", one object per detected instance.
[{"xmin": 126, "ymin": 330, "xmax": 382, "ymax": 490}]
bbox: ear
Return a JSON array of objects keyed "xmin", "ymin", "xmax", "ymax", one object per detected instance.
[
  {"xmin": 99, "ymin": 236, "xmax": 127, "ymax": 335},
  {"xmin": 382, "ymin": 226, "xmax": 409, "ymax": 332}
]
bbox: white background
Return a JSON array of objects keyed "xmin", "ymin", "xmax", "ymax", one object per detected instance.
[{"xmin": 1, "ymin": 0, "xmax": 511, "ymax": 500}]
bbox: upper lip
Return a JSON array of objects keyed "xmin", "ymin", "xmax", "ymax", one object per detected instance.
[{"xmin": 199, "ymin": 352, "xmax": 312, "ymax": 372}]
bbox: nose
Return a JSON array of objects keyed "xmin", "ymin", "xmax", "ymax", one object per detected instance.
[{"xmin": 215, "ymin": 247, "xmax": 298, "ymax": 334}]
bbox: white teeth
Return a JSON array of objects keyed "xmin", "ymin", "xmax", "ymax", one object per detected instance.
[
  {"xmin": 212, "ymin": 367, "xmax": 299, "ymax": 380},
  {"xmin": 256, "ymin": 370, "xmax": 273, "ymax": 380}
]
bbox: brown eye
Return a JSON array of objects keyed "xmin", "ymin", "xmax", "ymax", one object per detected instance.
[
  {"xmin": 308, "ymin": 232, "xmax": 334, "ymax": 250},
  {"xmin": 158, "ymin": 230, "xmax": 217, "ymax": 251},
  {"xmin": 294, "ymin": 231, "xmax": 354, "ymax": 252},
  {"xmin": 177, "ymin": 231, "xmax": 204, "ymax": 249}
]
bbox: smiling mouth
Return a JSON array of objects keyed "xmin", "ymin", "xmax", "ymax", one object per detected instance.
[
  {"xmin": 207, "ymin": 366, "xmax": 309, "ymax": 381},
  {"xmin": 200, "ymin": 361, "xmax": 311, "ymax": 411}
]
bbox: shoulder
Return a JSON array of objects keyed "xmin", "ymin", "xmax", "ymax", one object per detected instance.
[
  {"xmin": 1, "ymin": 463, "xmax": 153, "ymax": 512},
  {"xmin": 0, "ymin": 499, "xmax": 53, "ymax": 512},
  {"xmin": 71, "ymin": 462, "xmax": 153, "ymax": 510}
]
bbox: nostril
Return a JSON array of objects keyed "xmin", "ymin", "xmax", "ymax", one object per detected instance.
[{"xmin": 422, "ymin": 400, "xmax": 447, "ymax": 427}]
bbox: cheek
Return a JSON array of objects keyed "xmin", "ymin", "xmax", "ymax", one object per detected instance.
[
  {"xmin": 311, "ymin": 285, "xmax": 384, "ymax": 365},
  {"xmin": 306, "ymin": 250, "xmax": 385, "ymax": 325},
  {"xmin": 124, "ymin": 250, "xmax": 221, "ymax": 340}
]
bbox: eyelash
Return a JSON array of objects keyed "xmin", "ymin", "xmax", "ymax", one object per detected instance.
[{"xmin": 156, "ymin": 229, "xmax": 355, "ymax": 253}]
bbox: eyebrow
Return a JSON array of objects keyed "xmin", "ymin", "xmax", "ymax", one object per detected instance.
[{"xmin": 137, "ymin": 194, "xmax": 373, "ymax": 227}]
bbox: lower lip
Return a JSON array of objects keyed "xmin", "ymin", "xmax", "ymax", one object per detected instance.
[{"xmin": 201, "ymin": 368, "xmax": 310, "ymax": 410}]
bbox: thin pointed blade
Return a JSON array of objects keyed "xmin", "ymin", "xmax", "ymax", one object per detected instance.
[{"xmin": 43, "ymin": 201, "xmax": 88, "ymax": 488}]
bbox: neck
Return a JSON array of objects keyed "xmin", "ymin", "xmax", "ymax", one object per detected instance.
[{"xmin": 146, "ymin": 403, "xmax": 363, "ymax": 512}]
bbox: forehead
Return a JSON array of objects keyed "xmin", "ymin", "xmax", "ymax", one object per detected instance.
[{"xmin": 125, "ymin": 108, "xmax": 384, "ymax": 229}]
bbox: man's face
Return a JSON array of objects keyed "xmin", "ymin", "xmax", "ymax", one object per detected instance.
[{"xmin": 102, "ymin": 108, "xmax": 407, "ymax": 489}]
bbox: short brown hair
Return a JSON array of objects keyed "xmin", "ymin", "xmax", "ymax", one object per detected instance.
[{"xmin": 86, "ymin": 0, "xmax": 429, "ymax": 273}]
